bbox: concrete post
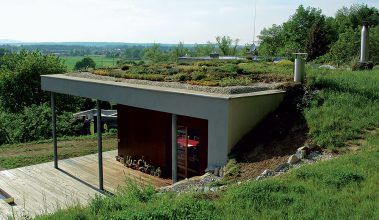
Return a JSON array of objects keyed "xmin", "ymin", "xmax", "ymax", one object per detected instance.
[
  {"xmin": 294, "ymin": 58, "xmax": 305, "ymax": 83},
  {"xmin": 360, "ymin": 24, "xmax": 369, "ymax": 63},
  {"xmin": 51, "ymin": 92, "xmax": 58, "ymax": 169},
  {"xmin": 97, "ymin": 100, "xmax": 104, "ymax": 191},
  {"xmin": 171, "ymin": 114, "xmax": 178, "ymax": 183}
]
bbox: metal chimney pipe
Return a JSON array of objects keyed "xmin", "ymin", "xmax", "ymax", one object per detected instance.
[{"xmin": 360, "ymin": 23, "xmax": 369, "ymax": 63}]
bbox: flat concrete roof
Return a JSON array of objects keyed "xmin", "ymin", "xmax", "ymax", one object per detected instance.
[{"xmin": 42, "ymin": 73, "xmax": 284, "ymax": 99}]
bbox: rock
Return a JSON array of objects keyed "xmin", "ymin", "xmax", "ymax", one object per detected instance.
[
  {"xmin": 214, "ymin": 167, "xmax": 220, "ymax": 176},
  {"xmin": 256, "ymin": 169, "xmax": 275, "ymax": 180},
  {"xmin": 319, "ymin": 65, "xmax": 336, "ymax": 69},
  {"xmin": 308, "ymin": 151, "xmax": 322, "ymax": 160},
  {"xmin": 261, "ymin": 169, "xmax": 274, "ymax": 176},
  {"xmin": 295, "ymin": 146, "xmax": 309, "ymax": 159},
  {"xmin": 287, "ymin": 154, "xmax": 300, "ymax": 164},
  {"xmin": 275, "ymin": 163, "xmax": 290, "ymax": 172},
  {"xmin": 304, "ymin": 143, "xmax": 318, "ymax": 150}
]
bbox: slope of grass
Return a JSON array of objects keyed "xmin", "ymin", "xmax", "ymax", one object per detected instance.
[
  {"xmin": 305, "ymin": 69, "xmax": 379, "ymax": 149},
  {"xmin": 0, "ymin": 134, "xmax": 117, "ymax": 170}
]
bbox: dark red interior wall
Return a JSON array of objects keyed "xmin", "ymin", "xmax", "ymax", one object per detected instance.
[
  {"xmin": 117, "ymin": 105, "xmax": 172, "ymax": 177},
  {"xmin": 177, "ymin": 116, "xmax": 208, "ymax": 176}
]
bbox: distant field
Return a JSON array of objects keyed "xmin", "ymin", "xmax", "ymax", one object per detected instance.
[{"xmin": 60, "ymin": 55, "xmax": 120, "ymax": 71}]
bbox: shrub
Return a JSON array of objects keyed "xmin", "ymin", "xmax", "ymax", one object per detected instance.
[
  {"xmin": 191, "ymin": 71, "xmax": 207, "ymax": 80},
  {"xmin": 275, "ymin": 59, "xmax": 294, "ymax": 67},
  {"xmin": 121, "ymin": 65, "xmax": 130, "ymax": 71},
  {"xmin": 74, "ymin": 57, "xmax": 96, "ymax": 70},
  {"xmin": 173, "ymin": 73, "xmax": 191, "ymax": 82},
  {"xmin": 0, "ymin": 104, "xmax": 83, "ymax": 145}
]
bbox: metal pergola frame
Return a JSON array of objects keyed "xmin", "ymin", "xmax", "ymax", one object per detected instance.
[{"xmin": 51, "ymin": 92, "xmax": 104, "ymax": 190}]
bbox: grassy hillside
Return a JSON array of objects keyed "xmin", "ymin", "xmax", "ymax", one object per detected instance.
[
  {"xmin": 305, "ymin": 69, "xmax": 379, "ymax": 149},
  {"xmin": 61, "ymin": 55, "xmax": 120, "ymax": 71},
  {"xmin": 35, "ymin": 68, "xmax": 379, "ymax": 219}
]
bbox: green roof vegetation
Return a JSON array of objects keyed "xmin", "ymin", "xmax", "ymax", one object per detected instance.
[{"xmin": 88, "ymin": 60, "xmax": 294, "ymax": 87}]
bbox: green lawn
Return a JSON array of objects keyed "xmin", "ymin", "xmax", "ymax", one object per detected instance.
[
  {"xmin": 30, "ymin": 67, "xmax": 379, "ymax": 219},
  {"xmin": 61, "ymin": 55, "xmax": 120, "ymax": 71},
  {"xmin": 0, "ymin": 135, "xmax": 117, "ymax": 170}
]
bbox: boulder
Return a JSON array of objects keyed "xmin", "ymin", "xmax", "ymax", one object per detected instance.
[
  {"xmin": 295, "ymin": 147, "xmax": 308, "ymax": 159},
  {"xmin": 275, "ymin": 163, "xmax": 290, "ymax": 172},
  {"xmin": 256, "ymin": 169, "xmax": 275, "ymax": 180},
  {"xmin": 287, "ymin": 154, "xmax": 300, "ymax": 164}
]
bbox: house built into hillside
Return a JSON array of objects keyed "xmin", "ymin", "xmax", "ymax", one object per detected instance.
[{"xmin": 41, "ymin": 73, "xmax": 285, "ymax": 189}]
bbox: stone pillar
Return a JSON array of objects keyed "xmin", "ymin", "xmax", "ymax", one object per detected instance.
[
  {"xmin": 97, "ymin": 100, "xmax": 104, "ymax": 190},
  {"xmin": 171, "ymin": 114, "xmax": 177, "ymax": 183}
]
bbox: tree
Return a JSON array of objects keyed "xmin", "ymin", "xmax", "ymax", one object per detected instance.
[
  {"xmin": 0, "ymin": 51, "xmax": 66, "ymax": 113},
  {"xmin": 369, "ymin": 26, "xmax": 379, "ymax": 63},
  {"xmin": 74, "ymin": 57, "xmax": 96, "ymax": 70},
  {"xmin": 170, "ymin": 42, "xmax": 190, "ymax": 59},
  {"xmin": 334, "ymin": 4, "xmax": 379, "ymax": 34},
  {"xmin": 305, "ymin": 19, "xmax": 333, "ymax": 60},
  {"xmin": 143, "ymin": 44, "xmax": 170, "ymax": 63},
  {"xmin": 194, "ymin": 42, "xmax": 215, "ymax": 56},
  {"xmin": 215, "ymin": 36, "xmax": 239, "ymax": 56},
  {"xmin": 258, "ymin": 5, "xmax": 334, "ymax": 60},
  {"xmin": 0, "ymin": 50, "xmax": 87, "ymax": 113},
  {"xmin": 258, "ymin": 24, "xmax": 284, "ymax": 57},
  {"xmin": 321, "ymin": 28, "xmax": 360, "ymax": 65}
]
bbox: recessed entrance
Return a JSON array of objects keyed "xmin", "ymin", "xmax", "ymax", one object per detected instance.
[{"xmin": 177, "ymin": 116, "xmax": 208, "ymax": 180}]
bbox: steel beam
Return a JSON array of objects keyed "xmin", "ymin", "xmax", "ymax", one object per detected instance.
[
  {"xmin": 97, "ymin": 100, "xmax": 104, "ymax": 190},
  {"xmin": 51, "ymin": 92, "xmax": 58, "ymax": 169}
]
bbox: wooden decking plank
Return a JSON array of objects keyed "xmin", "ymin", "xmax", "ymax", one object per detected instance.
[{"xmin": 0, "ymin": 150, "xmax": 172, "ymax": 218}]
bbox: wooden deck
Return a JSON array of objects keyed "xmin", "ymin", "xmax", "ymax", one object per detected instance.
[{"xmin": 0, "ymin": 150, "xmax": 171, "ymax": 219}]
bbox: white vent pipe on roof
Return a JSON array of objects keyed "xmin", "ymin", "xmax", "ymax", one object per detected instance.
[{"xmin": 360, "ymin": 23, "xmax": 369, "ymax": 63}]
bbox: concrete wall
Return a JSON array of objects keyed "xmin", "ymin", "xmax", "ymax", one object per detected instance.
[{"xmin": 227, "ymin": 92, "xmax": 285, "ymax": 152}]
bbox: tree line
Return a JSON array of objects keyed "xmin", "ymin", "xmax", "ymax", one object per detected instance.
[{"xmin": 258, "ymin": 4, "xmax": 379, "ymax": 64}]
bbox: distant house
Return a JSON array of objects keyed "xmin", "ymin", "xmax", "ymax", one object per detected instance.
[{"xmin": 41, "ymin": 72, "xmax": 284, "ymax": 187}]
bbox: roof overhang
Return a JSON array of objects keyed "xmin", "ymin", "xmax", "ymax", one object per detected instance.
[{"xmin": 41, "ymin": 74, "xmax": 284, "ymax": 121}]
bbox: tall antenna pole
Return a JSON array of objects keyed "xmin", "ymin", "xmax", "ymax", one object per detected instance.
[{"xmin": 253, "ymin": 0, "xmax": 257, "ymax": 44}]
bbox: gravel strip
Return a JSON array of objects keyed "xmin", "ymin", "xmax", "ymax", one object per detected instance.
[{"xmin": 66, "ymin": 72, "xmax": 284, "ymax": 95}]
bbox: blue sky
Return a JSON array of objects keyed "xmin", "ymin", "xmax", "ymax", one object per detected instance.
[{"xmin": 0, "ymin": 0, "xmax": 378, "ymax": 44}]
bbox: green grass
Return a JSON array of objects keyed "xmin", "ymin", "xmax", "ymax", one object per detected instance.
[
  {"xmin": 0, "ymin": 134, "xmax": 117, "ymax": 170},
  {"xmin": 36, "ymin": 134, "xmax": 379, "ymax": 220},
  {"xmin": 61, "ymin": 55, "xmax": 120, "ymax": 71},
  {"xmin": 304, "ymin": 69, "xmax": 379, "ymax": 149}
]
